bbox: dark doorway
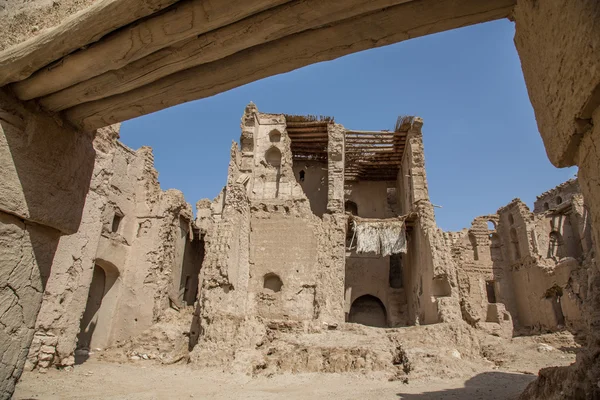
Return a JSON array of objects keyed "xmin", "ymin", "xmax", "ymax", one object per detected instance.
[
  {"xmin": 76, "ymin": 261, "xmax": 120, "ymax": 363},
  {"xmin": 486, "ymin": 280, "xmax": 496, "ymax": 304},
  {"xmin": 77, "ymin": 264, "xmax": 106, "ymax": 352},
  {"xmin": 389, "ymin": 254, "xmax": 403, "ymax": 289},
  {"xmin": 179, "ymin": 230, "xmax": 204, "ymax": 306},
  {"xmin": 348, "ymin": 295, "xmax": 387, "ymax": 328}
]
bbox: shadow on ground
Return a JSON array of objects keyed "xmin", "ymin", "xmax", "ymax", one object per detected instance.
[{"xmin": 397, "ymin": 371, "xmax": 536, "ymax": 400}]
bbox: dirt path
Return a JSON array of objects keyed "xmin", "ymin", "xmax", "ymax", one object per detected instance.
[
  {"xmin": 15, "ymin": 332, "xmax": 579, "ymax": 399},
  {"xmin": 14, "ymin": 359, "xmax": 535, "ymax": 400}
]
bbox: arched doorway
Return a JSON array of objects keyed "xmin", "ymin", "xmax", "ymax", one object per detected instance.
[
  {"xmin": 77, "ymin": 261, "xmax": 120, "ymax": 354},
  {"xmin": 348, "ymin": 295, "xmax": 387, "ymax": 328}
]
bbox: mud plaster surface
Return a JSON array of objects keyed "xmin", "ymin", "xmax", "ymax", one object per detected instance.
[
  {"xmin": 14, "ymin": 331, "xmax": 578, "ymax": 399},
  {"xmin": 13, "ymin": 362, "xmax": 535, "ymax": 400}
]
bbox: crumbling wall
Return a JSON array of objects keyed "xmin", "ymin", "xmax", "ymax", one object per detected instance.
[
  {"xmin": 451, "ymin": 185, "xmax": 591, "ymax": 341},
  {"xmin": 190, "ymin": 142, "xmax": 254, "ymax": 366},
  {"xmin": 449, "ymin": 215, "xmax": 513, "ymax": 337},
  {"xmin": 23, "ymin": 125, "xmax": 117, "ymax": 371},
  {"xmin": 23, "ymin": 124, "xmax": 196, "ymax": 371},
  {"xmin": 514, "ymin": 14, "xmax": 600, "ymax": 396},
  {"xmin": 292, "ymin": 161, "xmax": 328, "ymax": 217},
  {"xmin": 249, "ymin": 206, "xmax": 319, "ymax": 320},
  {"xmin": 0, "ymin": 88, "xmax": 95, "ymax": 398},
  {"xmin": 499, "ymin": 199, "xmax": 587, "ymax": 333},
  {"xmin": 533, "ymin": 179, "xmax": 580, "ymax": 213},
  {"xmin": 191, "ymin": 105, "xmax": 347, "ymax": 369},
  {"xmin": 397, "ymin": 119, "xmax": 460, "ymax": 326},
  {"xmin": 0, "ymin": 213, "xmax": 60, "ymax": 398}
]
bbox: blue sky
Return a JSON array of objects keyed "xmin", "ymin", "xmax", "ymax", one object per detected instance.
[{"xmin": 120, "ymin": 19, "xmax": 576, "ymax": 232}]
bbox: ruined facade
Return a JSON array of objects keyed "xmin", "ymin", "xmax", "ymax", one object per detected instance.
[
  {"xmin": 18, "ymin": 104, "xmax": 594, "ymax": 380},
  {"xmin": 23, "ymin": 125, "xmax": 204, "ymax": 371},
  {"xmin": 449, "ymin": 179, "xmax": 592, "ymax": 340},
  {"xmin": 1, "ymin": 0, "xmax": 599, "ymax": 398}
]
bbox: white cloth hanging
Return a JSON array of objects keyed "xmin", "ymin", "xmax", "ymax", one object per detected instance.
[{"xmin": 354, "ymin": 217, "xmax": 407, "ymax": 256}]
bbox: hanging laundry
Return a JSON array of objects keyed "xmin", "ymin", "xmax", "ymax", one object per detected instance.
[{"xmin": 353, "ymin": 216, "xmax": 407, "ymax": 256}]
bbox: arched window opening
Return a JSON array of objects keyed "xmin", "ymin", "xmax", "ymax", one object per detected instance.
[
  {"xmin": 510, "ymin": 228, "xmax": 521, "ymax": 260},
  {"xmin": 469, "ymin": 233, "xmax": 479, "ymax": 261},
  {"xmin": 389, "ymin": 254, "xmax": 403, "ymax": 289},
  {"xmin": 348, "ymin": 295, "xmax": 387, "ymax": 328},
  {"xmin": 263, "ymin": 273, "xmax": 283, "ymax": 293},
  {"xmin": 265, "ymin": 146, "xmax": 282, "ymax": 167},
  {"xmin": 508, "ymin": 214, "xmax": 515, "ymax": 225},
  {"xmin": 487, "ymin": 220, "xmax": 496, "ymax": 231},
  {"xmin": 548, "ymin": 231, "xmax": 564, "ymax": 260},
  {"xmin": 299, "ymin": 170, "xmax": 305, "ymax": 182},
  {"xmin": 269, "ymin": 129, "xmax": 281, "ymax": 142},
  {"xmin": 489, "ymin": 233, "xmax": 503, "ymax": 261},
  {"xmin": 345, "ymin": 200, "xmax": 358, "ymax": 216},
  {"xmin": 556, "ymin": 196, "xmax": 563, "ymax": 205},
  {"xmin": 543, "ymin": 202, "xmax": 550, "ymax": 211}
]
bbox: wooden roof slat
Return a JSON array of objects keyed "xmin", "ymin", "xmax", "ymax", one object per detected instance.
[
  {"xmin": 287, "ymin": 127, "xmax": 329, "ymax": 134},
  {"xmin": 288, "ymin": 133, "xmax": 329, "ymax": 138},
  {"xmin": 288, "ymin": 138, "xmax": 328, "ymax": 143},
  {"xmin": 346, "ymin": 130, "xmax": 395, "ymax": 135}
]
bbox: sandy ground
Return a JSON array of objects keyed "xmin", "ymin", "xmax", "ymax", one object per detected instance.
[
  {"xmin": 13, "ymin": 331, "xmax": 579, "ymax": 400},
  {"xmin": 14, "ymin": 359, "xmax": 535, "ymax": 400}
]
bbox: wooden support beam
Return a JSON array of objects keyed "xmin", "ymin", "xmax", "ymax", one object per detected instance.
[
  {"xmin": 289, "ymin": 138, "xmax": 329, "ymax": 143},
  {"xmin": 0, "ymin": 0, "xmax": 181, "ymax": 86},
  {"xmin": 287, "ymin": 132, "xmax": 329, "ymax": 137},
  {"xmin": 356, "ymin": 161, "xmax": 402, "ymax": 165},
  {"xmin": 346, "ymin": 130, "xmax": 395, "ymax": 135},
  {"xmin": 12, "ymin": 0, "xmax": 292, "ymax": 101},
  {"xmin": 31, "ymin": 0, "xmax": 414, "ymax": 110},
  {"xmin": 62, "ymin": 0, "xmax": 516, "ymax": 131},
  {"xmin": 346, "ymin": 139, "xmax": 405, "ymax": 144},
  {"xmin": 286, "ymin": 121, "xmax": 332, "ymax": 127},
  {"xmin": 288, "ymin": 129, "xmax": 329, "ymax": 133}
]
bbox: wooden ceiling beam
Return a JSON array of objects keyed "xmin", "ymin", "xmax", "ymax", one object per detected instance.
[
  {"xmin": 0, "ymin": 0, "xmax": 181, "ymax": 86},
  {"xmin": 12, "ymin": 0, "xmax": 293, "ymax": 102},
  {"xmin": 31, "ymin": 0, "xmax": 416, "ymax": 111},
  {"xmin": 60, "ymin": 0, "xmax": 515, "ymax": 130}
]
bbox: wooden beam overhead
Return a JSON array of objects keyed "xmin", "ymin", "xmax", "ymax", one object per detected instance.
[
  {"xmin": 58, "ymin": 0, "xmax": 516, "ymax": 131},
  {"xmin": 0, "ymin": 0, "xmax": 181, "ymax": 86},
  {"xmin": 27, "ymin": 0, "xmax": 417, "ymax": 110},
  {"xmin": 11, "ymin": 0, "xmax": 296, "ymax": 101}
]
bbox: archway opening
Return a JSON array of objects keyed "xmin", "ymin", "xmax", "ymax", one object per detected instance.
[
  {"xmin": 548, "ymin": 231, "xmax": 564, "ymax": 260},
  {"xmin": 265, "ymin": 146, "xmax": 282, "ymax": 167},
  {"xmin": 345, "ymin": 200, "xmax": 358, "ymax": 216},
  {"xmin": 269, "ymin": 129, "xmax": 281, "ymax": 142},
  {"xmin": 348, "ymin": 295, "xmax": 387, "ymax": 328},
  {"xmin": 76, "ymin": 261, "xmax": 120, "ymax": 361}
]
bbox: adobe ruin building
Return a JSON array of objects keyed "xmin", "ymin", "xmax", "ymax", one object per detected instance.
[
  {"xmin": 1, "ymin": 0, "xmax": 599, "ymax": 399},
  {"xmin": 14, "ymin": 105, "xmax": 594, "ymax": 396}
]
